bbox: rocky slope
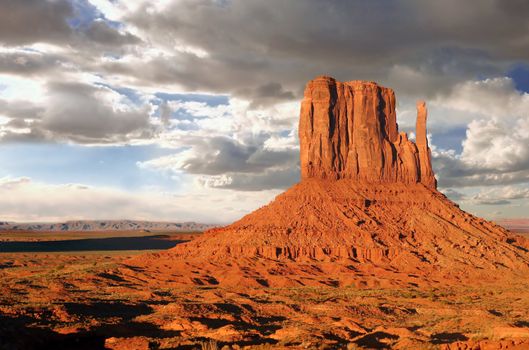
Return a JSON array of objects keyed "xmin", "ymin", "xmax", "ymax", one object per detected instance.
[{"xmin": 130, "ymin": 76, "xmax": 529, "ymax": 288}]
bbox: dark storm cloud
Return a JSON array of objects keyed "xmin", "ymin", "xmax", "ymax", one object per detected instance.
[
  {"xmin": 4, "ymin": 0, "xmax": 525, "ymax": 105},
  {"xmin": 0, "ymin": 0, "xmax": 73, "ymax": 45},
  {"xmin": 5, "ymin": 118, "xmax": 29, "ymax": 129},
  {"xmin": 245, "ymin": 83, "xmax": 296, "ymax": 108},
  {"xmin": 2, "ymin": 0, "xmax": 528, "ymax": 105},
  {"xmin": 115, "ymin": 0, "xmax": 529, "ymax": 100},
  {"xmin": 2, "ymin": 0, "xmax": 529, "ymax": 193},
  {"xmin": 0, "ymin": 0, "xmax": 140, "ymax": 51}
]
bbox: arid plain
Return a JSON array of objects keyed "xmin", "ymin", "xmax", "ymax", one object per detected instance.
[{"xmin": 1, "ymin": 229, "xmax": 529, "ymax": 349}]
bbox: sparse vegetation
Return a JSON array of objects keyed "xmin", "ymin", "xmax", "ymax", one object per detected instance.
[
  {"xmin": 2, "ymin": 236, "xmax": 529, "ymax": 349},
  {"xmin": 200, "ymin": 339, "xmax": 218, "ymax": 350}
]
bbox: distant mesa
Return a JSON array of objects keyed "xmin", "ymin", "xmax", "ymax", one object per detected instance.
[
  {"xmin": 0, "ymin": 220, "xmax": 215, "ymax": 232},
  {"xmin": 497, "ymin": 218, "xmax": 529, "ymax": 233},
  {"xmin": 130, "ymin": 76, "xmax": 529, "ymax": 288}
]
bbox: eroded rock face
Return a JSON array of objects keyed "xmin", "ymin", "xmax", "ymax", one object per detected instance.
[{"xmin": 299, "ymin": 76, "xmax": 436, "ymax": 188}]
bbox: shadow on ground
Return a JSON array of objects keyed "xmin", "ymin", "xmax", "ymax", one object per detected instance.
[
  {"xmin": 0, "ymin": 235, "xmax": 184, "ymax": 253},
  {"xmin": 431, "ymin": 332, "xmax": 469, "ymax": 344},
  {"xmin": 0, "ymin": 301, "xmax": 181, "ymax": 350}
]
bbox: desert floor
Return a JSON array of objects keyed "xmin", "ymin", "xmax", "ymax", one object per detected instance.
[{"xmin": 1, "ymin": 231, "xmax": 529, "ymax": 350}]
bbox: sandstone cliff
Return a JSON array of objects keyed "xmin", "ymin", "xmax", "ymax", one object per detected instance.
[{"xmin": 299, "ymin": 76, "xmax": 436, "ymax": 188}]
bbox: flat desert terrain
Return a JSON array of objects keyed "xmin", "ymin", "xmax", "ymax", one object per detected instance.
[{"xmin": 1, "ymin": 230, "xmax": 529, "ymax": 350}]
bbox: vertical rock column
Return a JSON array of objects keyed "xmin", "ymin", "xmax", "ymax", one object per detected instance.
[{"xmin": 415, "ymin": 101, "xmax": 437, "ymax": 189}]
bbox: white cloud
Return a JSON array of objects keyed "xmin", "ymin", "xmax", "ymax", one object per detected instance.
[
  {"xmin": 263, "ymin": 130, "xmax": 299, "ymax": 151},
  {"xmin": 471, "ymin": 186, "xmax": 529, "ymax": 205},
  {"xmin": 430, "ymin": 77, "xmax": 529, "ymax": 189},
  {"xmin": 0, "ymin": 75, "xmax": 155, "ymax": 143},
  {"xmin": 0, "ymin": 74, "xmax": 46, "ymax": 102},
  {"xmin": 0, "ymin": 177, "xmax": 279, "ymax": 223},
  {"xmin": 197, "ymin": 174, "xmax": 233, "ymax": 188},
  {"xmin": 437, "ymin": 78, "xmax": 529, "ymax": 118},
  {"xmin": 136, "ymin": 96, "xmax": 300, "ymax": 191},
  {"xmin": 461, "ymin": 118, "xmax": 529, "ymax": 171}
]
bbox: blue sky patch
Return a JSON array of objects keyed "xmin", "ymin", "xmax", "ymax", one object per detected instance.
[
  {"xmin": 508, "ymin": 64, "xmax": 529, "ymax": 93},
  {"xmin": 67, "ymin": 0, "xmax": 102, "ymax": 29},
  {"xmin": 0, "ymin": 144, "xmax": 179, "ymax": 191},
  {"xmin": 154, "ymin": 92, "xmax": 229, "ymax": 107},
  {"xmin": 96, "ymin": 83, "xmax": 145, "ymax": 106},
  {"xmin": 431, "ymin": 127, "xmax": 467, "ymax": 154}
]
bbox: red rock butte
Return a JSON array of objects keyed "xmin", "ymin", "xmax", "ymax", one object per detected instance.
[
  {"xmin": 300, "ymin": 76, "xmax": 436, "ymax": 189},
  {"xmin": 130, "ymin": 76, "xmax": 529, "ymax": 288}
]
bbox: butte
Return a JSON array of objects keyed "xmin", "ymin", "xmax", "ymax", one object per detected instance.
[{"xmin": 130, "ymin": 76, "xmax": 529, "ymax": 288}]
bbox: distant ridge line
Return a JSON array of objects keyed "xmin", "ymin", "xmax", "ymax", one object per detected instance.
[{"xmin": 0, "ymin": 220, "xmax": 217, "ymax": 232}]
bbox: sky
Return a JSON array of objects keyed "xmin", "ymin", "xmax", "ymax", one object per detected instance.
[{"xmin": 1, "ymin": 0, "xmax": 529, "ymax": 223}]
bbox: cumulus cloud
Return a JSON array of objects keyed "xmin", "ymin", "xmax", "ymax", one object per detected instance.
[
  {"xmin": 41, "ymin": 81, "xmax": 152, "ymax": 142},
  {"xmin": 90, "ymin": 0, "xmax": 525, "ymax": 101},
  {"xmin": 140, "ymin": 134, "xmax": 299, "ymax": 190},
  {"xmin": 119, "ymin": 91, "xmax": 301, "ymax": 191},
  {"xmin": 471, "ymin": 186, "xmax": 529, "ymax": 205},
  {"xmin": 431, "ymin": 77, "xmax": 529, "ymax": 188},
  {"xmin": 0, "ymin": 81, "xmax": 154, "ymax": 143},
  {"xmin": 132, "ymin": 95, "xmax": 301, "ymax": 191},
  {"xmin": 461, "ymin": 118, "xmax": 529, "ymax": 172},
  {"xmin": 440, "ymin": 188, "xmax": 466, "ymax": 201},
  {"xmin": 436, "ymin": 78, "xmax": 529, "ymax": 119}
]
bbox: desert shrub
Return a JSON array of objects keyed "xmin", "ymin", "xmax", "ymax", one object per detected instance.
[{"xmin": 200, "ymin": 339, "xmax": 219, "ymax": 350}]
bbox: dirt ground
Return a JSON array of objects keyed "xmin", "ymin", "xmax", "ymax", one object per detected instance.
[{"xmin": 1, "ymin": 232, "xmax": 529, "ymax": 349}]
